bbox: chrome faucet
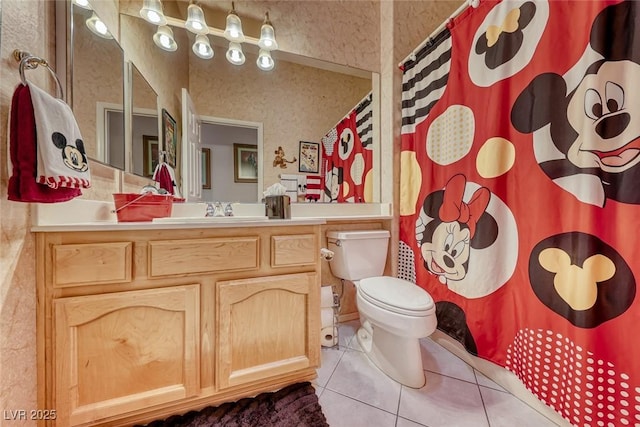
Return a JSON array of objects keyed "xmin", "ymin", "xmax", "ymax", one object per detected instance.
[{"xmin": 224, "ymin": 203, "xmax": 234, "ymax": 217}]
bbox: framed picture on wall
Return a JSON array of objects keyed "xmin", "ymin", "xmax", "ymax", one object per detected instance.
[
  {"xmin": 162, "ymin": 108, "xmax": 177, "ymax": 168},
  {"xmin": 142, "ymin": 135, "xmax": 159, "ymax": 178},
  {"xmin": 299, "ymin": 141, "xmax": 320, "ymax": 174},
  {"xmin": 202, "ymin": 148, "xmax": 211, "ymax": 189},
  {"xmin": 233, "ymin": 144, "xmax": 258, "ymax": 183}
]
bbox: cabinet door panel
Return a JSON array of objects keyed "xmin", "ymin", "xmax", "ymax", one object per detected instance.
[
  {"xmin": 217, "ymin": 273, "xmax": 320, "ymax": 389},
  {"xmin": 149, "ymin": 237, "xmax": 259, "ymax": 277},
  {"xmin": 270, "ymin": 234, "xmax": 317, "ymax": 267},
  {"xmin": 53, "ymin": 242, "xmax": 132, "ymax": 287},
  {"xmin": 54, "ymin": 285, "xmax": 199, "ymax": 425}
]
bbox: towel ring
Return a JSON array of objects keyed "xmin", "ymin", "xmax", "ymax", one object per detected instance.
[{"xmin": 13, "ymin": 49, "xmax": 64, "ymax": 99}]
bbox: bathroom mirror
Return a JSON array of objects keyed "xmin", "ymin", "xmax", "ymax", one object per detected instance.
[
  {"xmin": 67, "ymin": 0, "xmax": 379, "ymax": 201},
  {"xmin": 130, "ymin": 63, "xmax": 159, "ymax": 178},
  {"xmin": 70, "ymin": 1, "xmax": 125, "ymax": 170}
]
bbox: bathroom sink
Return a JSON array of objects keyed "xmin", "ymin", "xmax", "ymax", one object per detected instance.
[{"xmin": 152, "ymin": 216, "xmax": 269, "ymax": 224}]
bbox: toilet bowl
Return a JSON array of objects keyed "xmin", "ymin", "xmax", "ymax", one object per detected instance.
[{"xmin": 326, "ymin": 230, "xmax": 437, "ymax": 388}]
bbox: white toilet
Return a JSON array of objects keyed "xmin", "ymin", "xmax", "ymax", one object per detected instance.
[{"xmin": 326, "ymin": 230, "xmax": 436, "ymax": 388}]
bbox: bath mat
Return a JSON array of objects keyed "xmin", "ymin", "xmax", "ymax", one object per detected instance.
[{"xmin": 142, "ymin": 382, "xmax": 328, "ymax": 427}]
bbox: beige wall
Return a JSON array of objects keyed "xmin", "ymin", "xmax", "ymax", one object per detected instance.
[
  {"xmin": 0, "ymin": 0, "xmax": 464, "ymax": 421},
  {"xmin": 189, "ymin": 52, "xmax": 371, "ymax": 190}
]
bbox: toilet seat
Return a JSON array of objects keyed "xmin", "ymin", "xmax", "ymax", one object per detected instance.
[{"xmin": 358, "ymin": 276, "xmax": 434, "ymax": 317}]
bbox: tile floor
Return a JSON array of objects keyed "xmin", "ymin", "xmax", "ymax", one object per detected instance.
[{"xmin": 315, "ymin": 321, "xmax": 563, "ymax": 427}]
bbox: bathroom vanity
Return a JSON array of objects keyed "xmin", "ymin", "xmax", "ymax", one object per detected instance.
[{"xmin": 34, "ymin": 221, "xmax": 322, "ymax": 426}]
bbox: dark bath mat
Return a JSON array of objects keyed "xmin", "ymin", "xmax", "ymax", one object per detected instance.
[{"xmin": 141, "ymin": 382, "xmax": 329, "ymax": 427}]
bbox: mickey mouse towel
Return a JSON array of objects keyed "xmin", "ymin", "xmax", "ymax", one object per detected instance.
[
  {"xmin": 28, "ymin": 82, "xmax": 91, "ymax": 189},
  {"xmin": 399, "ymin": 1, "xmax": 639, "ymax": 425}
]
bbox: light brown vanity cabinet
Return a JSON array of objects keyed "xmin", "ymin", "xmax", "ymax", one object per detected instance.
[
  {"xmin": 217, "ymin": 272, "xmax": 320, "ymax": 389},
  {"xmin": 36, "ymin": 224, "xmax": 321, "ymax": 426},
  {"xmin": 53, "ymin": 285, "xmax": 200, "ymax": 426}
]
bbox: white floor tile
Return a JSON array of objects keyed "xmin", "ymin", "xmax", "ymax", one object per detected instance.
[
  {"xmin": 474, "ymin": 369, "xmax": 507, "ymax": 392},
  {"xmin": 396, "ymin": 416, "xmax": 427, "ymax": 427},
  {"xmin": 420, "ymin": 337, "xmax": 477, "ymax": 384},
  {"xmin": 316, "ymin": 346, "xmax": 345, "ymax": 387},
  {"xmin": 337, "ymin": 320, "xmax": 360, "ymax": 348},
  {"xmin": 325, "ymin": 349, "xmax": 401, "ymax": 413},
  {"xmin": 314, "ymin": 322, "xmax": 567, "ymax": 427},
  {"xmin": 319, "ymin": 388, "xmax": 397, "ymax": 427},
  {"xmin": 398, "ymin": 371, "xmax": 489, "ymax": 427},
  {"xmin": 480, "ymin": 386, "xmax": 561, "ymax": 427}
]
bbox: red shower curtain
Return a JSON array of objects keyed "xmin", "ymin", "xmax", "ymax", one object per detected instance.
[
  {"xmin": 398, "ymin": 1, "xmax": 639, "ymax": 425},
  {"xmin": 321, "ymin": 93, "xmax": 373, "ymax": 202}
]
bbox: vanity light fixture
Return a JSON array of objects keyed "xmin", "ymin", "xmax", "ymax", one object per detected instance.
[
  {"xmin": 192, "ymin": 35, "xmax": 214, "ymax": 59},
  {"xmin": 258, "ymin": 12, "xmax": 278, "ymax": 51},
  {"xmin": 140, "ymin": 1, "xmax": 278, "ymax": 70},
  {"xmin": 86, "ymin": 12, "xmax": 113, "ymax": 39},
  {"xmin": 153, "ymin": 25, "xmax": 178, "ymax": 52},
  {"xmin": 185, "ymin": 1, "xmax": 209, "ymax": 35},
  {"xmin": 223, "ymin": 2, "xmax": 245, "ymax": 43},
  {"xmin": 256, "ymin": 49, "xmax": 274, "ymax": 71},
  {"xmin": 226, "ymin": 41, "xmax": 245, "ymax": 65},
  {"xmin": 140, "ymin": 0, "xmax": 167, "ymax": 26}
]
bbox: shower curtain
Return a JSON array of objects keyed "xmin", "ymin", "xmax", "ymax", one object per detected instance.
[
  {"xmin": 398, "ymin": 1, "xmax": 639, "ymax": 424},
  {"xmin": 321, "ymin": 93, "xmax": 373, "ymax": 202}
]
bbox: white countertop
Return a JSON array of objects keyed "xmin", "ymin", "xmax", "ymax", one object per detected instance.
[{"xmin": 31, "ymin": 199, "xmax": 392, "ymax": 232}]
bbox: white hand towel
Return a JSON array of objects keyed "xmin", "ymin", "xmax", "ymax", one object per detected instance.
[{"xmin": 28, "ymin": 82, "xmax": 91, "ymax": 189}]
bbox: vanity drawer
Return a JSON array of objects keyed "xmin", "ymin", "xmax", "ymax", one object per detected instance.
[
  {"xmin": 271, "ymin": 234, "xmax": 317, "ymax": 267},
  {"xmin": 53, "ymin": 242, "xmax": 133, "ymax": 287},
  {"xmin": 149, "ymin": 237, "xmax": 259, "ymax": 277}
]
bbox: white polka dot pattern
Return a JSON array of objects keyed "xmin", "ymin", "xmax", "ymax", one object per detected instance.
[
  {"xmin": 506, "ymin": 329, "xmax": 639, "ymax": 425},
  {"xmin": 398, "ymin": 241, "xmax": 417, "ymax": 283},
  {"xmin": 351, "ymin": 153, "xmax": 365, "ymax": 185},
  {"xmin": 322, "ymin": 128, "xmax": 338, "ymax": 156},
  {"xmin": 426, "ymin": 105, "xmax": 475, "ymax": 165}
]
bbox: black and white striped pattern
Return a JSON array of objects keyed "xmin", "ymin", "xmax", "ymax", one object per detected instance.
[
  {"xmin": 355, "ymin": 92, "xmax": 373, "ymax": 149},
  {"xmin": 401, "ymin": 28, "xmax": 452, "ymax": 135}
]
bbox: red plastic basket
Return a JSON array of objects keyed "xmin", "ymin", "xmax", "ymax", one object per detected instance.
[{"xmin": 112, "ymin": 193, "xmax": 173, "ymax": 222}]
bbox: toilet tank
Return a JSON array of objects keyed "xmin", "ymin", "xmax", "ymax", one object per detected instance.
[{"xmin": 326, "ymin": 230, "xmax": 390, "ymax": 281}]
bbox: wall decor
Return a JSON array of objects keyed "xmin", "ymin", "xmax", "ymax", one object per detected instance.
[
  {"xmin": 162, "ymin": 108, "xmax": 177, "ymax": 168},
  {"xmin": 234, "ymin": 144, "xmax": 258, "ymax": 183},
  {"xmin": 202, "ymin": 147, "xmax": 211, "ymax": 189},
  {"xmin": 298, "ymin": 141, "xmax": 320, "ymax": 174},
  {"xmin": 142, "ymin": 135, "xmax": 159, "ymax": 177},
  {"xmin": 273, "ymin": 145, "xmax": 297, "ymax": 169}
]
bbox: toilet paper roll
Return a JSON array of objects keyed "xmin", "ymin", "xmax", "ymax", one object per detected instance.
[
  {"xmin": 320, "ymin": 286, "xmax": 334, "ymax": 308},
  {"xmin": 321, "ymin": 326, "xmax": 338, "ymax": 347},
  {"xmin": 321, "ymin": 307, "xmax": 334, "ymax": 329}
]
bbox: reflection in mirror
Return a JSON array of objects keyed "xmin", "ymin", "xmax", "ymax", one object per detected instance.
[
  {"xmin": 130, "ymin": 63, "xmax": 159, "ymax": 178},
  {"xmin": 203, "ymin": 121, "xmax": 259, "ymax": 203},
  {"xmin": 71, "ymin": 2, "xmax": 125, "ymax": 169},
  {"xmin": 119, "ymin": 5, "xmax": 375, "ymax": 202}
]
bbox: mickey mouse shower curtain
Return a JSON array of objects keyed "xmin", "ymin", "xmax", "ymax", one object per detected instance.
[
  {"xmin": 321, "ymin": 93, "xmax": 373, "ymax": 202},
  {"xmin": 398, "ymin": 1, "xmax": 639, "ymax": 424}
]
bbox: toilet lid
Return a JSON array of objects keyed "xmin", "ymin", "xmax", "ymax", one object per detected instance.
[{"xmin": 358, "ymin": 276, "xmax": 434, "ymax": 316}]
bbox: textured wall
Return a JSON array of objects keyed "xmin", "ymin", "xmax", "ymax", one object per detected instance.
[
  {"xmin": 0, "ymin": 1, "xmax": 55, "ymax": 423},
  {"xmin": 189, "ymin": 48, "xmax": 371, "ymax": 194},
  {"xmin": 0, "ymin": 0, "xmax": 465, "ymax": 421}
]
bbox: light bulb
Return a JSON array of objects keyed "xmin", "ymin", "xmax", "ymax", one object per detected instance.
[
  {"xmin": 140, "ymin": 0, "xmax": 167, "ymax": 26},
  {"xmin": 86, "ymin": 12, "xmax": 113, "ymax": 39},
  {"xmin": 226, "ymin": 42, "xmax": 245, "ymax": 65},
  {"xmin": 153, "ymin": 25, "xmax": 177, "ymax": 51},
  {"xmin": 185, "ymin": 2, "xmax": 209, "ymax": 35},
  {"xmin": 223, "ymin": 5, "xmax": 245, "ymax": 42},
  {"xmin": 258, "ymin": 13, "xmax": 278, "ymax": 51},
  {"xmin": 72, "ymin": 0, "xmax": 92, "ymax": 10},
  {"xmin": 192, "ymin": 34, "xmax": 214, "ymax": 59},
  {"xmin": 256, "ymin": 49, "xmax": 274, "ymax": 71}
]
